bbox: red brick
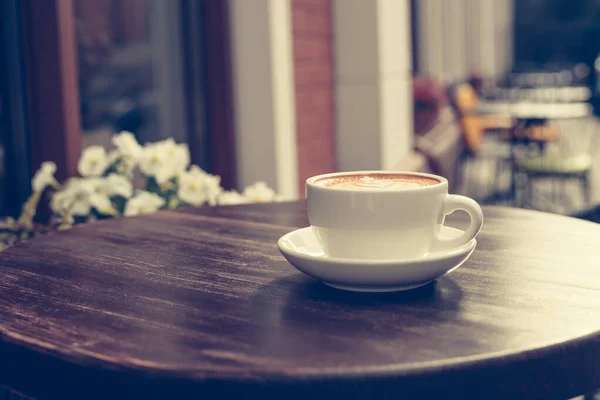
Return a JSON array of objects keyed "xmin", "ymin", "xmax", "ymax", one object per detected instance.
[
  {"xmin": 295, "ymin": 89, "xmax": 334, "ymax": 113},
  {"xmin": 292, "ymin": 7, "xmax": 331, "ymax": 36},
  {"xmin": 294, "ymin": 0, "xmax": 331, "ymax": 12},
  {"xmin": 292, "ymin": 0, "xmax": 336, "ymax": 195},
  {"xmin": 292, "ymin": 7, "xmax": 312, "ymax": 33},
  {"xmin": 294, "ymin": 65, "xmax": 333, "ymax": 88},
  {"xmin": 293, "ymin": 36, "xmax": 333, "ymax": 62}
]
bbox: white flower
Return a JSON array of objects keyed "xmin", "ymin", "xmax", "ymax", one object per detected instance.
[
  {"xmin": 155, "ymin": 139, "xmax": 190, "ymax": 184},
  {"xmin": 107, "ymin": 150, "xmax": 120, "ymax": 166},
  {"xmin": 166, "ymin": 140, "xmax": 190, "ymax": 176},
  {"xmin": 138, "ymin": 141, "xmax": 166, "ymax": 179},
  {"xmin": 50, "ymin": 190, "xmax": 68, "ymax": 214},
  {"xmin": 52, "ymin": 177, "xmax": 124, "ymax": 217},
  {"xmin": 203, "ymin": 176, "xmax": 222, "ymax": 206},
  {"xmin": 112, "ymin": 131, "xmax": 142, "ymax": 161},
  {"xmin": 139, "ymin": 139, "xmax": 190, "ymax": 184},
  {"xmin": 108, "ymin": 150, "xmax": 135, "ymax": 176},
  {"xmin": 87, "ymin": 178, "xmax": 117, "ymax": 215},
  {"xmin": 177, "ymin": 166, "xmax": 222, "ymax": 206},
  {"xmin": 217, "ymin": 190, "xmax": 248, "ymax": 206},
  {"xmin": 105, "ymin": 173, "xmax": 133, "ymax": 198},
  {"xmin": 51, "ymin": 178, "xmax": 93, "ymax": 216},
  {"xmin": 31, "ymin": 161, "xmax": 57, "ymax": 192},
  {"xmin": 124, "ymin": 191, "xmax": 165, "ymax": 216},
  {"xmin": 78, "ymin": 146, "xmax": 109, "ymax": 177},
  {"xmin": 111, "ymin": 132, "xmax": 142, "ymax": 176},
  {"xmin": 242, "ymin": 181, "xmax": 282, "ymax": 203}
]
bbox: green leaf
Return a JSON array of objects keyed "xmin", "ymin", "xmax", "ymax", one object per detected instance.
[{"xmin": 145, "ymin": 176, "xmax": 159, "ymax": 193}]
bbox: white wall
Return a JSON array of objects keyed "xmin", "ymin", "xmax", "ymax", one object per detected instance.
[
  {"xmin": 417, "ymin": 0, "xmax": 514, "ymax": 82},
  {"xmin": 229, "ymin": 0, "xmax": 299, "ymax": 199},
  {"xmin": 333, "ymin": 0, "xmax": 413, "ymax": 171},
  {"xmin": 230, "ymin": 0, "xmax": 416, "ymax": 186}
]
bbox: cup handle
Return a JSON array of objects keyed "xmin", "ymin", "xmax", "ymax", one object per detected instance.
[{"xmin": 437, "ymin": 194, "xmax": 483, "ymax": 250}]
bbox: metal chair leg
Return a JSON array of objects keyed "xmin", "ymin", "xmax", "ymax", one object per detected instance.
[
  {"xmin": 582, "ymin": 172, "xmax": 591, "ymax": 206},
  {"xmin": 525, "ymin": 176, "xmax": 533, "ymax": 209},
  {"xmin": 514, "ymin": 172, "xmax": 528, "ymax": 208},
  {"xmin": 491, "ymin": 158, "xmax": 508, "ymax": 198},
  {"xmin": 458, "ymin": 158, "xmax": 469, "ymax": 197},
  {"xmin": 552, "ymin": 179, "xmax": 559, "ymax": 206},
  {"xmin": 509, "ymin": 137, "xmax": 521, "ymax": 207},
  {"xmin": 455, "ymin": 153, "xmax": 468, "ymax": 194},
  {"xmin": 558, "ymin": 179, "xmax": 571, "ymax": 207}
]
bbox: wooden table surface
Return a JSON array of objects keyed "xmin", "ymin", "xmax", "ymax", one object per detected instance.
[{"xmin": 0, "ymin": 202, "xmax": 599, "ymax": 399}]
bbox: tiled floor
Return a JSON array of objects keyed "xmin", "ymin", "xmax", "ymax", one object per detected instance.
[{"xmin": 459, "ymin": 117, "xmax": 600, "ymax": 216}]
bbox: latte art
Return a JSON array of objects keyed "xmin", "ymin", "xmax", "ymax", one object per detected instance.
[
  {"xmin": 338, "ymin": 178, "xmax": 426, "ymax": 190},
  {"xmin": 315, "ymin": 173, "xmax": 440, "ymax": 191}
]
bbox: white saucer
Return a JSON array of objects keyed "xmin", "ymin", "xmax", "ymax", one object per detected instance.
[{"xmin": 277, "ymin": 226, "xmax": 476, "ymax": 292}]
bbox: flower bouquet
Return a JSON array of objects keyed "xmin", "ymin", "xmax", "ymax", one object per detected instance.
[{"xmin": 0, "ymin": 132, "xmax": 281, "ymax": 251}]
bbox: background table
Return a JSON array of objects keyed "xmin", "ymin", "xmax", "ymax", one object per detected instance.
[
  {"xmin": 474, "ymin": 98, "xmax": 595, "ymax": 207},
  {"xmin": 0, "ymin": 202, "xmax": 599, "ymax": 399},
  {"xmin": 476, "ymin": 100, "xmax": 593, "ymax": 120}
]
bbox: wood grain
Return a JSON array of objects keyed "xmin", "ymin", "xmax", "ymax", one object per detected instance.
[
  {"xmin": 181, "ymin": 0, "xmax": 238, "ymax": 189},
  {"xmin": 0, "ymin": 202, "xmax": 599, "ymax": 399},
  {"xmin": 19, "ymin": 0, "xmax": 82, "ymax": 180}
]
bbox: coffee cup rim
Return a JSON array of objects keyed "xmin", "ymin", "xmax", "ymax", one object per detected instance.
[{"xmin": 306, "ymin": 171, "xmax": 448, "ymax": 193}]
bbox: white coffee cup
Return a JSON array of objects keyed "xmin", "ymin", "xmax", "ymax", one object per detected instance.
[{"xmin": 306, "ymin": 171, "xmax": 483, "ymax": 260}]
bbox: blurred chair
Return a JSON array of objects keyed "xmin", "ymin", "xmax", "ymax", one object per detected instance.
[
  {"xmin": 449, "ymin": 82, "xmax": 513, "ymax": 198},
  {"xmin": 451, "ymin": 83, "xmax": 513, "ymax": 153},
  {"xmin": 502, "ymin": 119, "xmax": 560, "ymax": 150},
  {"xmin": 413, "ymin": 107, "xmax": 464, "ymax": 192},
  {"xmin": 394, "ymin": 76, "xmax": 464, "ymax": 192},
  {"xmin": 514, "ymin": 119, "xmax": 595, "ymax": 210},
  {"xmin": 413, "ymin": 75, "xmax": 447, "ymax": 135}
]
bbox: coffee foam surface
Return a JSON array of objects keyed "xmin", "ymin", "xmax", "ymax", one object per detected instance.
[{"xmin": 315, "ymin": 174, "xmax": 440, "ymax": 191}]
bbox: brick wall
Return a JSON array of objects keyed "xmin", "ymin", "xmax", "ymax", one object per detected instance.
[{"xmin": 291, "ymin": 0, "xmax": 336, "ymax": 195}]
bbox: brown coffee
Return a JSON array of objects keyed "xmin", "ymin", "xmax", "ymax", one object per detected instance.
[{"xmin": 314, "ymin": 173, "xmax": 440, "ymax": 191}]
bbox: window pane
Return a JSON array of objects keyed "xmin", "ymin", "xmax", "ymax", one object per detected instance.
[{"xmin": 75, "ymin": 0, "xmax": 187, "ymax": 149}]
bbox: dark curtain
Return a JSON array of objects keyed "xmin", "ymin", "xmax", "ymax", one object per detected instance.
[{"xmin": 0, "ymin": 0, "xmax": 31, "ymax": 217}]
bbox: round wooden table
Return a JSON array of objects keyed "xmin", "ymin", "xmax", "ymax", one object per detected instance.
[{"xmin": 0, "ymin": 202, "xmax": 599, "ymax": 399}]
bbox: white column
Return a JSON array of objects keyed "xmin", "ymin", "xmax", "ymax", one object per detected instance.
[
  {"xmin": 495, "ymin": 0, "xmax": 514, "ymax": 76},
  {"xmin": 333, "ymin": 0, "xmax": 413, "ymax": 171},
  {"xmin": 417, "ymin": 0, "xmax": 445, "ymax": 80},
  {"xmin": 478, "ymin": 0, "xmax": 497, "ymax": 77},
  {"xmin": 417, "ymin": 0, "xmax": 514, "ymax": 81},
  {"xmin": 465, "ymin": 0, "xmax": 481, "ymax": 74},
  {"xmin": 448, "ymin": 0, "xmax": 467, "ymax": 82},
  {"xmin": 229, "ymin": 0, "xmax": 299, "ymax": 199}
]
